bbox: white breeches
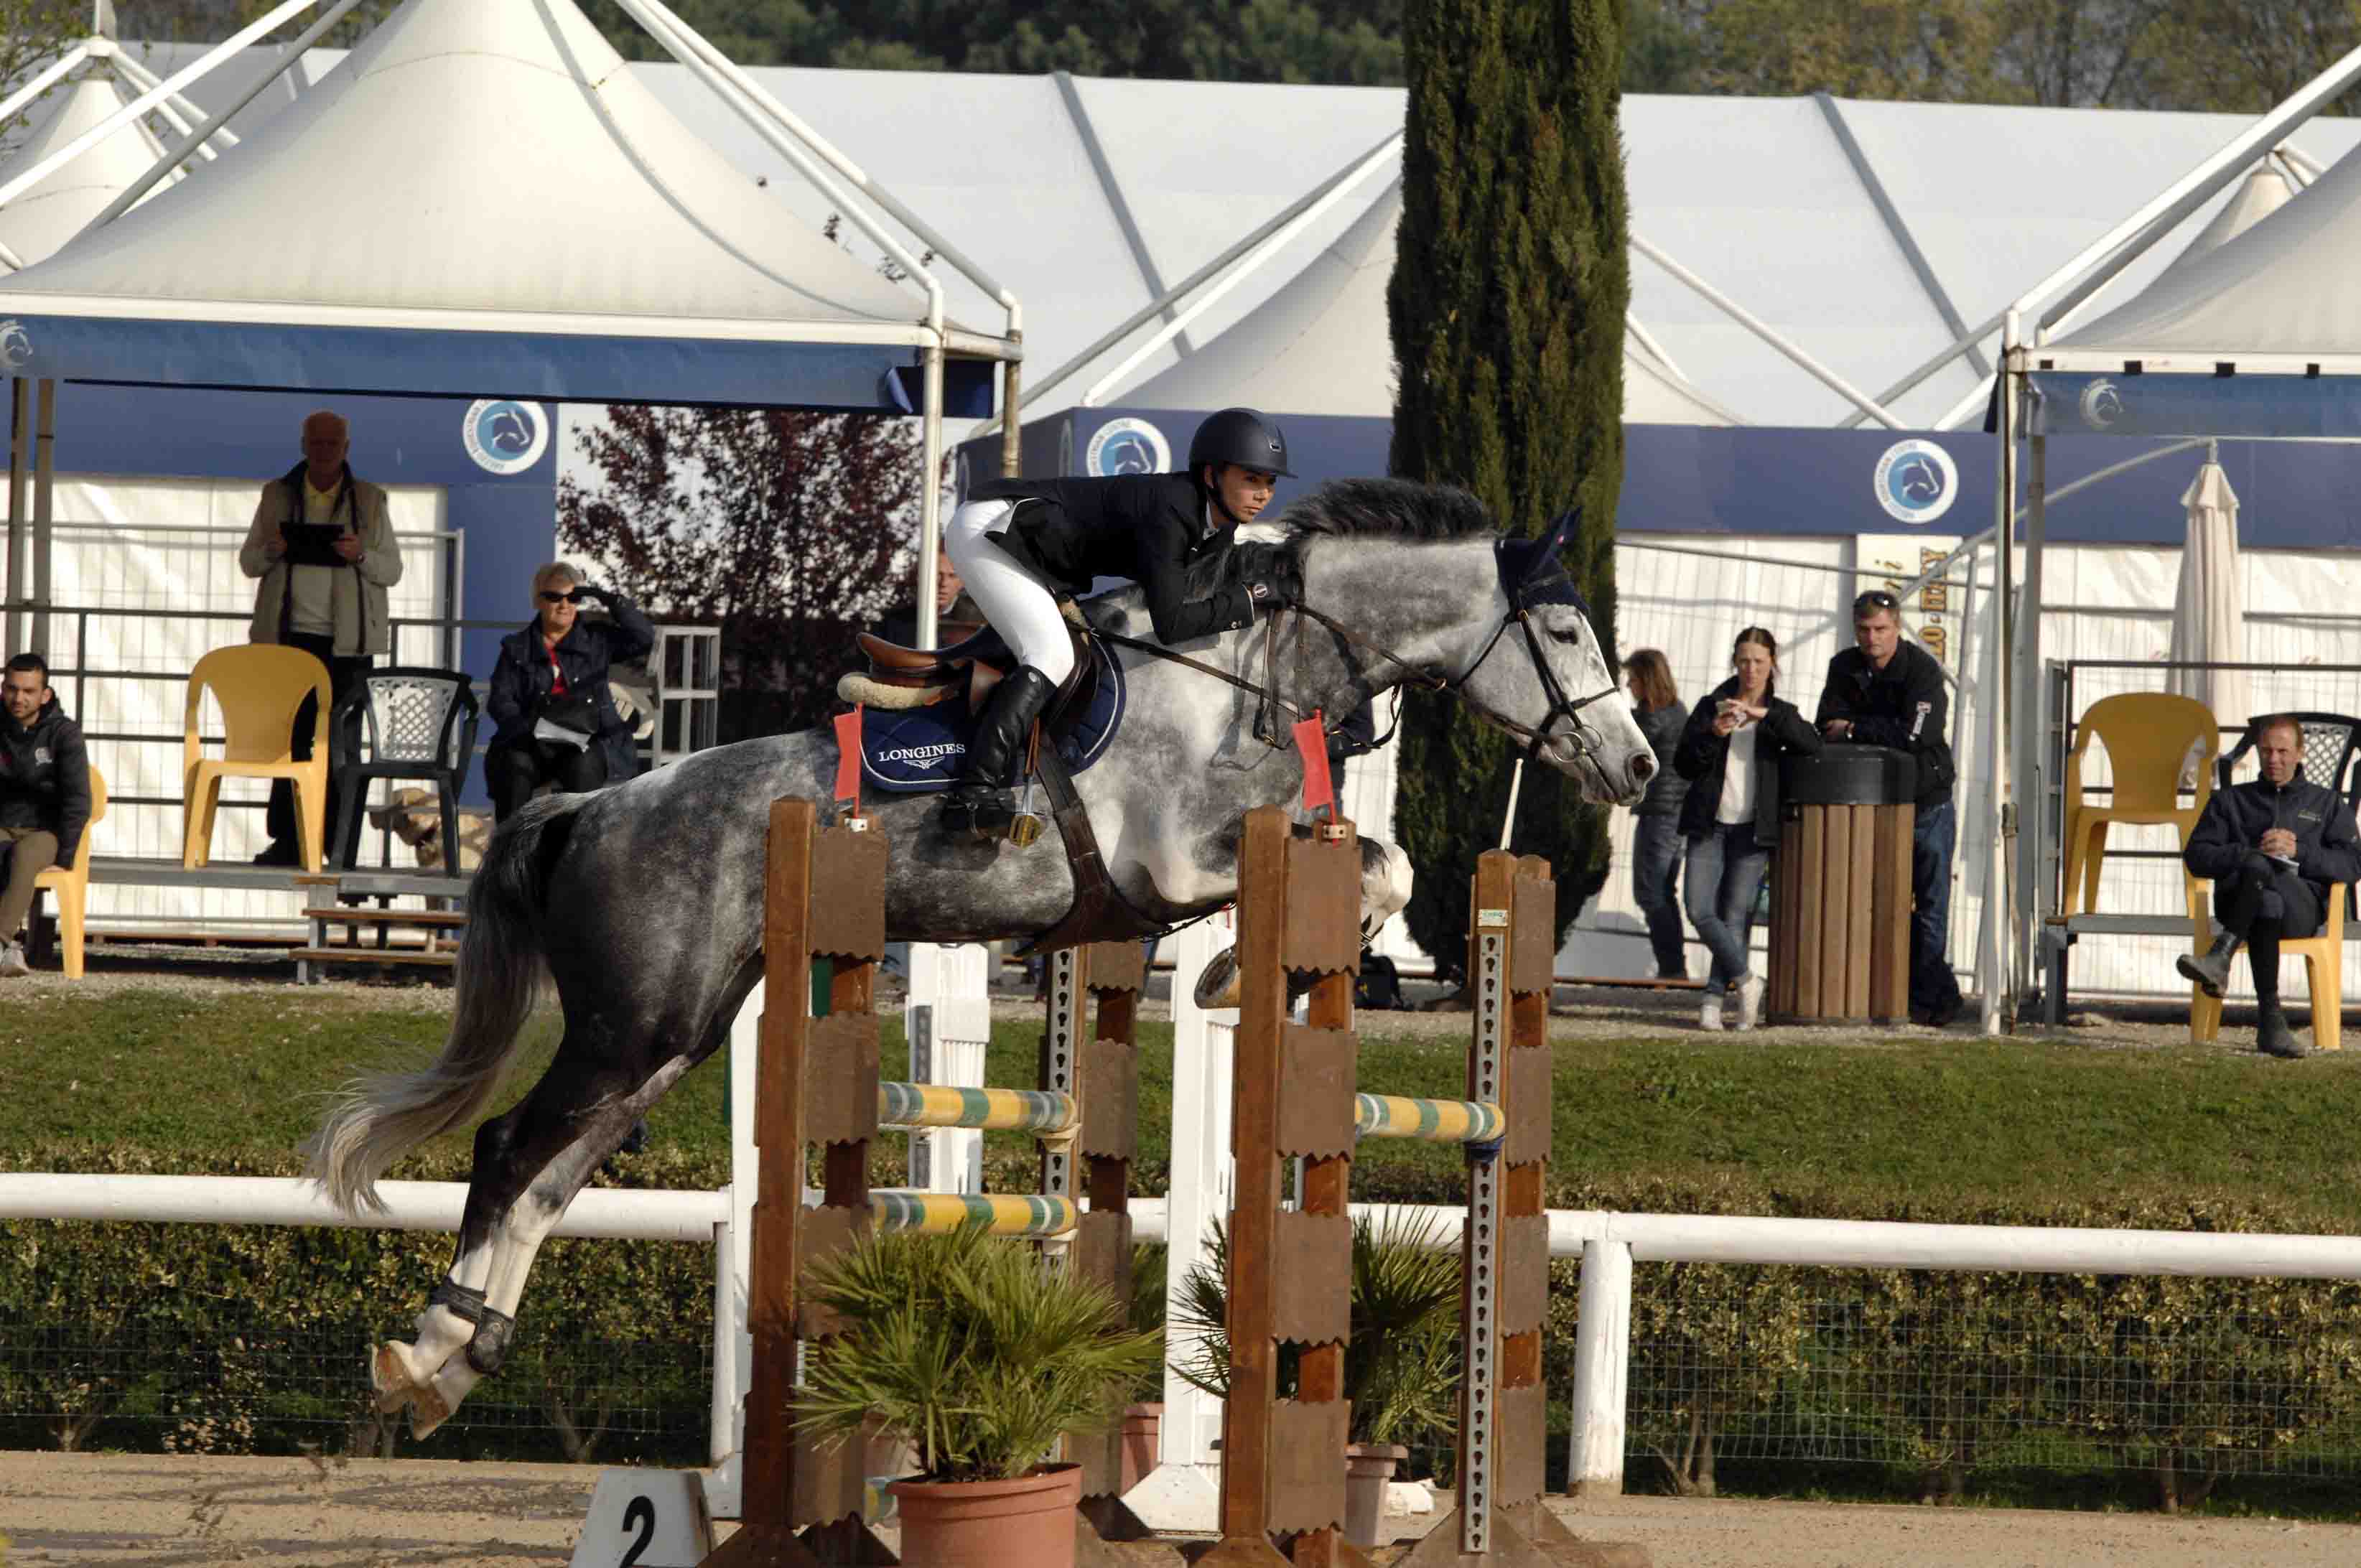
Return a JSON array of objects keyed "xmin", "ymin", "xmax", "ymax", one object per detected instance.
[{"xmin": 944, "ymin": 499, "xmax": 1077, "ymax": 686}]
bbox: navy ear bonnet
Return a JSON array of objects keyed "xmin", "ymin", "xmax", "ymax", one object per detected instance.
[{"xmin": 1494, "ymin": 508, "xmax": 1589, "ymax": 612}]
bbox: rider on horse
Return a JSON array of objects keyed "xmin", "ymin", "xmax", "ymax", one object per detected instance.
[{"xmin": 939, "ymin": 406, "xmax": 1300, "ymax": 839}]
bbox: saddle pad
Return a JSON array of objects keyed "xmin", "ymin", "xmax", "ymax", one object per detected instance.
[{"xmin": 857, "ymin": 637, "xmax": 1127, "ymax": 794}]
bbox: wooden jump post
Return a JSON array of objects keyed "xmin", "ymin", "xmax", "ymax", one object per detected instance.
[
  {"xmin": 702, "ymin": 796, "xmax": 1145, "ymax": 1567},
  {"xmin": 1206, "ymin": 804, "xmax": 1576, "ymax": 1568}
]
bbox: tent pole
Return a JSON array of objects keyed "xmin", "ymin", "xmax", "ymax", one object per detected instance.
[
  {"xmin": 1079, "ymin": 138, "xmax": 1397, "ymax": 406},
  {"xmin": 918, "ymin": 342, "xmax": 946, "ymax": 652},
  {"xmin": 1000, "ymin": 330, "xmax": 1023, "ymax": 479},
  {"xmin": 2017, "ymin": 39, "xmax": 2361, "ymax": 340},
  {"xmin": 1631, "ymin": 234, "xmax": 1909, "ymax": 429},
  {"xmin": 973, "ymin": 132, "xmax": 1400, "ymax": 436},
  {"xmin": 31, "ymin": 379, "xmax": 52, "ymax": 653},
  {"xmin": 2014, "ymin": 422, "xmax": 2049, "ymax": 1019},
  {"xmin": 4, "ymin": 381, "xmax": 24, "ymax": 656},
  {"xmin": 0, "ymin": 47, "xmax": 89, "ymax": 135},
  {"xmin": 0, "ymin": 0, "xmax": 326, "ymax": 218},
  {"xmin": 1982, "ymin": 324, "xmax": 2019, "ymax": 1036},
  {"xmin": 87, "ymin": 0, "xmax": 365, "ymax": 235}
]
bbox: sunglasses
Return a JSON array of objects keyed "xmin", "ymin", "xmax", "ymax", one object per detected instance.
[
  {"xmin": 539, "ymin": 589, "xmax": 582, "ymax": 605},
  {"xmin": 1853, "ymin": 590, "xmax": 1900, "ymax": 613}
]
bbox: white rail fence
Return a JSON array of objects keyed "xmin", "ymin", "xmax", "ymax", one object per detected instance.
[{"xmin": 12, "ymin": 934, "xmax": 2361, "ymax": 1518}]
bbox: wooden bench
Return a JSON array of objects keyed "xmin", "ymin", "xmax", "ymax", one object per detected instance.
[
  {"xmin": 293, "ymin": 871, "xmax": 470, "ymax": 984},
  {"xmin": 2040, "ymin": 911, "xmax": 2361, "ymax": 1026}
]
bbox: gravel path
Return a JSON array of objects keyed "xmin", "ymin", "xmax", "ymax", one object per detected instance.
[{"xmin": 4, "ymin": 1452, "xmax": 2355, "ymax": 1567}]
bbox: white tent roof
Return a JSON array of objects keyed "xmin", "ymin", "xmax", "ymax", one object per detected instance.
[
  {"xmin": 1105, "ymin": 179, "xmax": 1742, "ymax": 426},
  {"xmin": 2164, "ymin": 164, "xmax": 2293, "ymax": 272},
  {"xmin": 0, "ymin": 75, "xmax": 167, "ymax": 270},
  {"xmin": 2049, "ymin": 138, "xmax": 2361, "ymax": 370},
  {"xmin": 621, "ymin": 70, "xmax": 2361, "ymax": 428},
  {"xmin": 0, "ymin": 0, "xmax": 1007, "ymax": 398},
  {"xmin": 34, "ymin": 37, "xmax": 2361, "ymax": 424}
]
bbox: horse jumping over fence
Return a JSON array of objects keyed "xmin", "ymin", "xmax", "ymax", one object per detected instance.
[{"xmin": 306, "ymin": 477, "xmax": 1654, "ymax": 1437}]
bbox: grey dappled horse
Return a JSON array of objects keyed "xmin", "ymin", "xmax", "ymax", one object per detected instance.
[{"xmin": 307, "ymin": 477, "xmax": 1654, "ymax": 1437}]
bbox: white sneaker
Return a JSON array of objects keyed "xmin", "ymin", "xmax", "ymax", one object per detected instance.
[
  {"xmin": 1699, "ymin": 996, "xmax": 1724, "ymax": 1032},
  {"xmin": 1737, "ymin": 973, "xmax": 1766, "ymax": 1031},
  {"xmin": 0, "ymin": 942, "xmax": 27, "ymax": 978}
]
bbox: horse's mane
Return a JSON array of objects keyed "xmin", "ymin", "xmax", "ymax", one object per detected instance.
[{"xmin": 1187, "ymin": 477, "xmax": 1496, "ymax": 596}]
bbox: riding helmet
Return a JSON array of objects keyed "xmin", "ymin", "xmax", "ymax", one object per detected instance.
[{"xmin": 1188, "ymin": 407, "xmax": 1295, "ymax": 479}]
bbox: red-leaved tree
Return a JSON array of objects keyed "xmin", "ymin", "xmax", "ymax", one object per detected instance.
[{"xmin": 558, "ymin": 405, "xmax": 923, "ymax": 740}]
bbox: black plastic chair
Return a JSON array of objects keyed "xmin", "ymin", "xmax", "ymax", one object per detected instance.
[
  {"xmin": 2215, "ymin": 711, "xmax": 2361, "ymax": 917},
  {"xmin": 330, "ymin": 667, "xmax": 481, "ymax": 872}
]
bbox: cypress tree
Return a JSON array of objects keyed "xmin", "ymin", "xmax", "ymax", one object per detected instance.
[{"xmin": 1386, "ymin": 0, "xmax": 1629, "ymax": 979}]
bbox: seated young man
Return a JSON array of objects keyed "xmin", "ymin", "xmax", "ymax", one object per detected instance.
[
  {"xmin": 2179, "ymin": 714, "xmax": 2361, "ymax": 1059},
  {"xmin": 0, "ymin": 652, "xmax": 92, "ymax": 977}
]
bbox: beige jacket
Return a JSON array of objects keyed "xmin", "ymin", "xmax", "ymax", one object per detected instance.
[{"xmin": 238, "ymin": 470, "xmax": 403, "ymax": 656}]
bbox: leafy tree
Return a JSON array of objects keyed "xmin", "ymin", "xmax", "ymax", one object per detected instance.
[
  {"xmin": 0, "ymin": 2, "xmax": 105, "ymax": 150},
  {"xmin": 557, "ymin": 406, "xmax": 921, "ymax": 742},
  {"xmin": 1385, "ymin": 0, "xmax": 1628, "ymax": 977}
]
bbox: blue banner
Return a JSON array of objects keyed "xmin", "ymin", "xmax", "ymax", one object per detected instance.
[
  {"xmin": 2027, "ymin": 371, "xmax": 2361, "ymax": 441},
  {"xmin": 0, "ymin": 314, "xmax": 996, "ymax": 416}
]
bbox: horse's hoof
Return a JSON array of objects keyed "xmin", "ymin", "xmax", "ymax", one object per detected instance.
[
  {"xmin": 407, "ymin": 1384, "xmax": 454, "ymax": 1440},
  {"xmin": 371, "ymin": 1342, "xmax": 424, "ymax": 1414},
  {"xmin": 1193, "ymin": 948, "xmax": 1242, "ymax": 1009}
]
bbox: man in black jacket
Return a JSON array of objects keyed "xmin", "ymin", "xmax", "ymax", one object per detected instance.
[
  {"xmin": 2178, "ymin": 714, "xmax": 2361, "ymax": 1058},
  {"xmin": 1817, "ymin": 590, "xmax": 1964, "ymax": 1026},
  {"xmin": 0, "ymin": 653, "xmax": 90, "ymax": 977}
]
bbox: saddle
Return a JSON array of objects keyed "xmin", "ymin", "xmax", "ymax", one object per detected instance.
[
  {"xmin": 843, "ymin": 608, "xmax": 1103, "ymax": 737},
  {"xmin": 838, "ymin": 607, "xmax": 1155, "ymax": 954}
]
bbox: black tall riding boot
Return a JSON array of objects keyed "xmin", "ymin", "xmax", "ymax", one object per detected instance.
[
  {"xmin": 2249, "ymin": 931, "xmax": 2311, "ymax": 1058},
  {"xmin": 2176, "ymin": 930, "xmax": 2241, "ymax": 999},
  {"xmin": 941, "ymin": 666, "xmax": 1058, "ymax": 841}
]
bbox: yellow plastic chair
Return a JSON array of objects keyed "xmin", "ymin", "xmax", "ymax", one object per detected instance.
[
  {"xmin": 2190, "ymin": 894, "xmax": 2344, "ymax": 1053},
  {"xmin": 182, "ymin": 645, "xmax": 333, "ymax": 872},
  {"xmin": 30, "ymin": 764, "xmax": 104, "ymax": 979},
  {"xmin": 2059, "ymin": 692, "xmax": 2221, "ymax": 920}
]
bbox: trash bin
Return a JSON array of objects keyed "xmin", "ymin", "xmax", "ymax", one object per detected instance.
[{"xmin": 1769, "ymin": 746, "xmax": 1917, "ymax": 1023}]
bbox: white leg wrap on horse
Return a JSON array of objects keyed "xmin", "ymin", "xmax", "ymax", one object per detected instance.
[{"xmin": 945, "ymin": 498, "xmax": 1076, "ymax": 686}]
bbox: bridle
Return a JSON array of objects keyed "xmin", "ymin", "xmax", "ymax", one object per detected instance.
[{"xmin": 1090, "ymin": 510, "xmax": 1621, "ymax": 773}]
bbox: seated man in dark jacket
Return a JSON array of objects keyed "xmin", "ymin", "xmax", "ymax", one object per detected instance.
[
  {"xmin": 2179, "ymin": 714, "xmax": 2361, "ymax": 1058},
  {"xmin": 0, "ymin": 652, "xmax": 90, "ymax": 977}
]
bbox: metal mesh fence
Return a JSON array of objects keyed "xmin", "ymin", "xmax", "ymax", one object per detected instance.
[
  {"xmin": 0, "ymin": 1307, "xmax": 712, "ymax": 1467},
  {"xmin": 1618, "ymin": 1264, "xmax": 2361, "ymax": 1494}
]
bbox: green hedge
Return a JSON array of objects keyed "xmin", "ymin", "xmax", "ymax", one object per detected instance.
[{"xmin": 9, "ymin": 1144, "xmax": 2361, "ymax": 1511}]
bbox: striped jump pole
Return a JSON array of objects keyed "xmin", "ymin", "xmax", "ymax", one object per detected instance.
[
  {"xmin": 877, "ymin": 1081, "xmax": 1079, "ymax": 1134},
  {"xmin": 869, "ymin": 1191, "xmax": 1079, "ymax": 1238},
  {"xmin": 1354, "ymin": 1092, "xmax": 1505, "ymax": 1145}
]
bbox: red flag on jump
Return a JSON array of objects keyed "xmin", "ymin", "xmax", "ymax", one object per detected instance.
[
  {"xmin": 833, "ymin": 708, "xmax": 863, "ymax": 813},
  {"xmin": 1294, "ymin": 710, "xmax": 1334, "ymax": 818}
]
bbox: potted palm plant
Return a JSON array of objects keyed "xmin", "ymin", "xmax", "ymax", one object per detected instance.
[
  {"xmin": 795, "ymin": 1222, "xmax": 1163, "ymax": 1568},
  {"xmin": 1121, "ymin": 1242, "xmax": 1170, "ymax": 1496},
  {"xmin": 1171, "ymin": 1213, "xmax": 1462, "ymax": 1548}
]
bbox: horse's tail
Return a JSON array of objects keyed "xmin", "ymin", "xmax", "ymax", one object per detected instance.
[{"xmin": 305, "ymin": 793, "xmax": 587, "ymax": 1214}]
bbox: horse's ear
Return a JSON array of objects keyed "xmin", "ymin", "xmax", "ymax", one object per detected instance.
[{"xmin": 1498, "ymin": 506, "xmax": 1585, "ymax": 610}]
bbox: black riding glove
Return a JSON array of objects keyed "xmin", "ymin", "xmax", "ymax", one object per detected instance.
[{"xmin": 1234, "ymin": 543, "xmax": 1301, "ymax": 612}]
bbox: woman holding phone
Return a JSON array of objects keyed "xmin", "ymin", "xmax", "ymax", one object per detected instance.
[{"xmin": 1673, "ymin": 627, "xmax": 1820, "ymax": 1030}]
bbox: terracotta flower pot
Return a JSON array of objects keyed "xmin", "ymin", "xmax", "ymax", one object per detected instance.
[
  {"xmin": 1119, "ymin": 1403, "xmax": 1163, "ymax": 1496},
  {"xmin": 888, "ymin": 1461, "xmax": 1083, "ymax": 1568},
  {"xmin": 1343, "ymin": 1442, "xmax": 1408, "ymax": 1548}
]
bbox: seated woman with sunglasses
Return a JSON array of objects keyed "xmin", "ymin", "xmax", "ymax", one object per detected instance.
[{"xmin": 483, "ymin": 561, "xmax": 655, "ymax": 823}]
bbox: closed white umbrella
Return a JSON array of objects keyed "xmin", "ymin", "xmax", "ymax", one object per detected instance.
[{"xmin": 2166, "ymin": 448, "xmax": 2246, "ymax": 773}]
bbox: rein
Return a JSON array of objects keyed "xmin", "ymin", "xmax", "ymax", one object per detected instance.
[{"xmin": 1086, "ymin": 593, "xmax": 1621, "ymax": 764}]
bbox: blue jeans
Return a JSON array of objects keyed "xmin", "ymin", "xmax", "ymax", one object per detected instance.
[
  {"xmin": 1685, "ymin": 819, "xmax": 1767, "ymax": 998},
  {"xmin": 1631, "ymin": 814, "xmax": 1687, "ymax": 978},
  {"xmin": 1912, "ymin": 799, "xmax": 1962, "ymax": 1015}
]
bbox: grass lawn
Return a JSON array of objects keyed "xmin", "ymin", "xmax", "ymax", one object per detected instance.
[{"xmin": 8, "ymin": 983, "xmax": 2361, "ymax": 1227}]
